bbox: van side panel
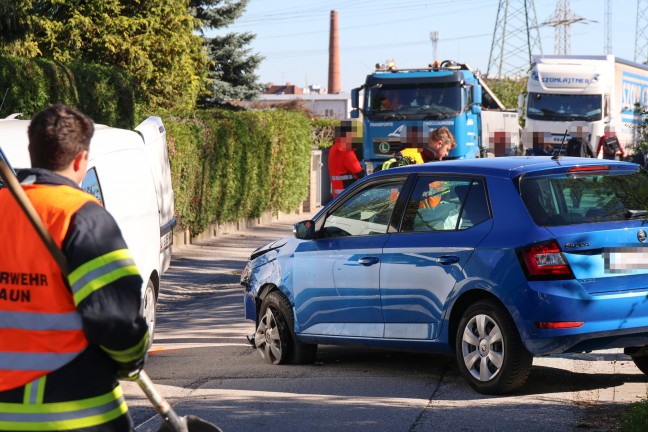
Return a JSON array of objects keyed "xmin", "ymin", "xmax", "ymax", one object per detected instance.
[
  {"xmin": 135, "ymin": 117, "xmax": 175, "ymax": 273},
  {"xmin": 91, "ymin": 149, "xmax": 159, "ymax": 294}
]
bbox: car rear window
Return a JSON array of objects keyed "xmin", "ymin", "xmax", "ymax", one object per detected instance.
[{"xmin": 520, "ymin": 169, "xmax": 648, "ymax": 226}]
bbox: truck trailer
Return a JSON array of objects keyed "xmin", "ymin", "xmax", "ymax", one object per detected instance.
[
  {"xmin": 519, "ymin": 55, "xmax": 648, "ymax": 156},
  {"xmin": 350, "ymin": 60, "xmax": 520, "ymax": 173}
]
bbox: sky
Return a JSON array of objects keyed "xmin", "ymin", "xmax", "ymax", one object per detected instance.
[{"xmin": 214, "ymin": 0, "xmax": 640, "ymax": 93}]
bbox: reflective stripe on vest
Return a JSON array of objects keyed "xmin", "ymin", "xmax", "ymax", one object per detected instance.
[
  {"xmin": 0, "ymin": 385, "xmax": 128, "ymax": 431},
  {"xmin": 101, "ymin": 331, "xmax": 149, "ymax": 364},
  {"xmin": 0, "ymin": 185, "xmax": 98, "ymax": 392},
  {"xmin": 69, "ymin": 249, "xmax": 140, "ymax": 306},
  {"xmin": 331, "ymin": 174, "xmax": 354, "ymax": 181}
]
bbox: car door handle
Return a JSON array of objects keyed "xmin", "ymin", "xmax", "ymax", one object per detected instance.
[
  {"xmin": 358, "ymin": 256, "xmax": 380, "ymax": 266},
  {"xmin": 436, "ymin": 255, "xmax": 460, "ymax": 265}
]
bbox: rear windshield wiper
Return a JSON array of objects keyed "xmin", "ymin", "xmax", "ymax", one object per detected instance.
[{"xmin": 625, "ymin": 209, "xmax": 648, "ymax": 219}]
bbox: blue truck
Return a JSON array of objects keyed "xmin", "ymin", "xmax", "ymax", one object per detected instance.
[{"xmin": 351, "ymin": 60, "xmax": 520, "ymax": 173}]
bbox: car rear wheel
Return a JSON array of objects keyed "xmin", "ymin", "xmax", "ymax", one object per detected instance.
[
  {"xmin": 455, "ymin": 299, "xmax": 533, "ymax": 394},
  {"xmin": 142, "ymin": 279, "xmax": 157, "ymax": 350},
  {"xmin": 255, "ymin": 290, "xmax": 317, "ymax": 365}
]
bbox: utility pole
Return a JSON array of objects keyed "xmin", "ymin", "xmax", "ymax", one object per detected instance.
[
  {"xmin": 604, "ymin": 0, "xmax": 612, "ymax": 55},
  {"xmin": 430, "ymin": 31, "xmax": 439, "ymax": 62},
  {"xmin": 487, "ymin": 0, "xmax": 543, "ymax": 78},
  {"xmin": 636, "ymin": 0, "xmax": 648, "ymax": 64}
]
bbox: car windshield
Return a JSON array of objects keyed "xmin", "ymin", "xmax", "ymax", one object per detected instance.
[{"xmin": 520, "ymin": 170, "xmax": 648, "ymax": 226}]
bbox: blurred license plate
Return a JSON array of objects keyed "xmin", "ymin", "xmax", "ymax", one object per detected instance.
[
  {"xmin": 160, "ymin": 231, "xmax": 173, "ymax": 252},
  {"xmin": 604, "ymin": 247, "xmax": 648, "ymax": 273}
]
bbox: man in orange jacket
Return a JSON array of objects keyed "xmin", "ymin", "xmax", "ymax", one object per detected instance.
[
  {"xmin": 0, "ymin": 105, "xmax": 148, "ymax": 431},
  {"xmin": 328, "ymin": 120, "xmax": 365, "ymax": 198}
]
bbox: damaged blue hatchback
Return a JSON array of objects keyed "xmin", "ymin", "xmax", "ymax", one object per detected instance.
[{"xmin": 241, "ymin": 156, "xmax": 648, "ymax": 394}]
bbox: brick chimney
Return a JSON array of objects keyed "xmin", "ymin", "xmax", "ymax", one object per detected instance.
[{"xmin": 328, "ymin": 10, "xmax": 340, "ymax": 94}]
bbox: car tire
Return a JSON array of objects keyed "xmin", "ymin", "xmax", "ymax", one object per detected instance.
[
  {"xmin": 256, "ymin": 290, "xmax": 317, "ymax": 365},
  {"xmin": 141, "ymin": 279, "xmax": 157, "ymax": 350},
  {"xmin": 455, "ymin": 299, "xmax": 532, "ymax": 394},
  {"xmin": 631, "ymin": 355, "xmax": 648, "ymax": 375}
]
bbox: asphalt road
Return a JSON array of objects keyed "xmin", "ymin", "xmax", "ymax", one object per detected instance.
[{"xmin": 121, "ymin": 212, "xmax": 648, "ymax": 432}]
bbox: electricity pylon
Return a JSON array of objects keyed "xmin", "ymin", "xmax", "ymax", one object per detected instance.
[
  {"xmin": 542, "ymin": 0, "xmax": 591, "ymax": 56},
  {"xmin": 487, "ymin": 0, "xmax": 543, "ymax": 78},
  {"xmin": 636, "ymin": 0, "xmax": 648, "ymax": 64}
]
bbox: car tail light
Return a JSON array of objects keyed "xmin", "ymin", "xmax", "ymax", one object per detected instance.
[
  {"xmin": 535, "ymin": 321, "xmax": 583, "ymax": 329},
  {"xmin": 518, "ymin": 240, "xmax": 574, "ymax": 280},
  {"xmin": 568, "ymin": 165, "xmax": 610, "ymax": 173}
]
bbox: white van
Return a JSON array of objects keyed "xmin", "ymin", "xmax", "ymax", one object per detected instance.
[{"xmin": 0, "ymin": 114, "xmax": 175, "ymax": 345}]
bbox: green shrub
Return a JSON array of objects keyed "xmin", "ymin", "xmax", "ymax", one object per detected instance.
[
  {"xmin": 0, "ymin": 55, "xmax": 139, "ymax": 127},
  {"xmin": 165, "ymin": 109, "xmax": 312, "ymax": 235}
]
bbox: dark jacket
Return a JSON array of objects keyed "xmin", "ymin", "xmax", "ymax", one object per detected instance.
[
  {"xmin": 0, "ymin": 169, "xmax": 148, "ymax": 432},
  {"xmin": 565, "ymin": 137, "xmax": 594, "ymax": 158}
]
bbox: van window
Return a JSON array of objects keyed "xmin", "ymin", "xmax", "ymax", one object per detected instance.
[{"xmin": 82, "ymin": 168, "xmax": 104, "ymax": 205}]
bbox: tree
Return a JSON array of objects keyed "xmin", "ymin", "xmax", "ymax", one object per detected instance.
[
  {"xmin": 0, "ymin": 0, "xmax": 207, "ymax": 111},
  {"xmin": 190, "ymin": 0, "xmax": 264, "ymax": 105}
]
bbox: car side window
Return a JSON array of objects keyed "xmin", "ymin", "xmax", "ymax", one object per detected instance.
[
  {"xmin": 81, "ymin": 167, "xmax": 104, "ymax": 206},
  {"xmin": 401, "ymin": 176, "xmax": 489, "ymax": 232},
  {"xmin": 321, "ymin": 182, "xmax": 403, "ymax": 237}
]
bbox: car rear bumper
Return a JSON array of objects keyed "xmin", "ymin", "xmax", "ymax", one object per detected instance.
[{"xmin": 511, "ymin": 280, "xmax": 648, "ymax": 355}]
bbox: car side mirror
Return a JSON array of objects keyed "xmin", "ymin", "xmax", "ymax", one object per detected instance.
[{"xmin": 293, "ymin": 220, "xmax": 315, "ymax": 240}]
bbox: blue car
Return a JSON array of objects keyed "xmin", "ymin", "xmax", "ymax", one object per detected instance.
[{"xmin": 241, "ymin": 156, "xmax": 648, "ymax": 394}]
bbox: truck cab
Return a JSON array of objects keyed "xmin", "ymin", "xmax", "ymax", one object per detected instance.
[
  {"xmin": 351, "ymin": 60, "xmax": 519, "ymax": 173},
  {"xmin": 0, "ymin": 114, "xmax": 176, "ymax": 347}
]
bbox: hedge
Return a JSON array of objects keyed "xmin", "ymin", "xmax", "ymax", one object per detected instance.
[{"xmin": 164, "ymin": 109, "xmax": 313, "ymax": 235}]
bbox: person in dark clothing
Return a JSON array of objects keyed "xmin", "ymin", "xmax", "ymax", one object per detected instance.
[
  {"xmin": 565, "ymin": 124, "xmax": 594, "ymax": 158},
  {"xmin": 0, "ymin": 104, "xmax": 148, "ymax": 431}
]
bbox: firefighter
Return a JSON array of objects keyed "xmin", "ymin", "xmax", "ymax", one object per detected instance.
[
  {"xmin": 0, "ymin": 105, "xmax": 149, "ymax": 431},
  {"xmin": 380, "ymin": 126, "xmax": 456, "ymax": 170},
  {"xmin": 328, "ymin": 120, "xmax": 365, "ymax": 198},
  {"xmin": 401, "ymin": 126, "xmax": 456, "ymax": 163}
]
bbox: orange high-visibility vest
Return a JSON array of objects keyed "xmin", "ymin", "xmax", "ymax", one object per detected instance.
[{"xmin": 0, "ymin": 184, "xmax": 98, "ymax": 392}]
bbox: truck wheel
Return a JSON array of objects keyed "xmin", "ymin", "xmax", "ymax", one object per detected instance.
[
  {"xmin": 142, "ymin": 279, "xmax": 157, "ymax": 350},
  {"xmin": 255, "ymin": 291, "xmax": 317, "ymax": 365},
  {"xmin": 455, "ymin": 299, "xmax": 532, "ymax": 394}
]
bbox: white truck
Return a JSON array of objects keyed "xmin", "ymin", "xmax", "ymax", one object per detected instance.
[
  {"xmin": 518, "ymin": 55, "xmax": 648, "ymax": 156},
  {"xmin": 0, "ymin": 114, "xmax": 176, "ymax": 346}
]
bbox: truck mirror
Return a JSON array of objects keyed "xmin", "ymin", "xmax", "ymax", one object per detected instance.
[
  {"xmin": 351, "ymin": 109, "xmax": 359, "ymax": 119},
  {"xmin": 473, "ymin": 86, "xmax": 482, "ymax": 105},
  {"xmin": 471, "ymin": 105, "xmax": 482, "ymax": 114},
  {"xmin": 517, "ymin": 94, "xmax": 525, "ymax": 109},
  {"xmin": 351, "ymin": 88, "xmax": 359, "ymax": 109}
]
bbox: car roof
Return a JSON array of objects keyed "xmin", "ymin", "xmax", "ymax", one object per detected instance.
[
  {"xmin": 373, "ymin": 156, "xmax": 637, "ymax": 179},
  {"xmin": 0, "ymin": 118, "xmax": 144, "ymax": 168}
]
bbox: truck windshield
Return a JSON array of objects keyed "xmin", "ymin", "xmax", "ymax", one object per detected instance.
[
  {"xmin": 366, "ymin": 83, "xmax": 461, "ymax": 121},
  {"xmin": 527, "ymin": 93, "xmax": 602, "ymax": 121}
]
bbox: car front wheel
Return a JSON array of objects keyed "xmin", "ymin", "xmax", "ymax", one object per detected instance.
[
  {"xmin": 255, "ymin": 290, "xmax": 316, "ymax": 365},
  {"xmin": 455, "ymin": 299, "xmax": 532, "ymax": 394}
]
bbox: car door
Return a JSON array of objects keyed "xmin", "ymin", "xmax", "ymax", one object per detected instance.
[
  {"xmin": 293, "ymin": 177, "xmax": 406, "ymax": 338},
  {"xmin": 380, "ymin": 175, "xmax": 493, "ymax": 340}
]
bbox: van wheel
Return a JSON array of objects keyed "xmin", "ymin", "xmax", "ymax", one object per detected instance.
[
  {"xmin": 255, "ymin": 291, "xmax": 317, "ymax": 365},
  {"xmin": 455, "ymin": 300, "xmax": 532, "ymax": 394},
  {"xmin": 142, "ymin": 279, "xmax": 157, "ymax": 350}
]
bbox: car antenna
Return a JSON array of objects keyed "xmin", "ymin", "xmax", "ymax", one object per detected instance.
[{"xmin": 552, "ymin": 128, "xmax": 569, "ymax": 161}]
